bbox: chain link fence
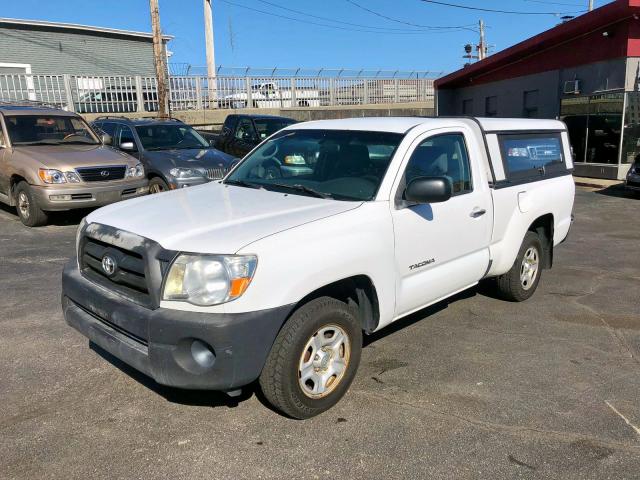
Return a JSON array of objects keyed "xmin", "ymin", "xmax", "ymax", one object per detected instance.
[{"xmin": 0, "ymin": 73, "xmax": 435, "ymax": 114}]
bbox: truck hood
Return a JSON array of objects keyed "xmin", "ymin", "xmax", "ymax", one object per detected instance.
[
  {"xmin": 13, "ymin": 144, "xmax": 135, "ymax": 170},
  {"xmin": 143, "ymin": 147, "xmax": 235, "ymax": 169},
  {"xmin": 86, "ymin": 181, "xmax": 362, "ymax": 253}
]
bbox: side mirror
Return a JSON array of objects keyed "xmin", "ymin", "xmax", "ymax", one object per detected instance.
[
  {"xmin": 404, "ymin": 177, "xmax": 452, "ymax": 204},
  {"xmin": 101, "ymin": 133, "xmax": 112, "ymax": 145},
  {"xmin": 120, "ymin": 141, "xmax": 136, "ymax": 152}
]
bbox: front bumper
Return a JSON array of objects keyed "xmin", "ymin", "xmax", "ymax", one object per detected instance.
[
  {"xmin": 625, "ymin": 174, "xmax": 640, "ymax": 191},
  {"xmin": 62, "ymin": 261, "xmax": 294, "ymax": 390},
  {"xmin": 33, "ymin": 179, "xmax": 149, "ymax": 211}
]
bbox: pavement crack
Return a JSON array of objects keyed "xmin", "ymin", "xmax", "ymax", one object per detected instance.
[
  {"xmin": 358, "ymin": 390, "xmax": 640, "ymax": 452},
  {"xmin": 605, "ymin": 400, "xmax": 640, "ymax": 438}
]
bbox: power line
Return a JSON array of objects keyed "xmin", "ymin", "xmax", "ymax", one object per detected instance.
[
  {"xmin": 344, "ymin": 0, "xmax": 477, "ymax": 32},
  {"xmin": 254, "ymin": 0, "xmax": 456, "ymax": 32},
  {"xmin": 218, "ymin": 0, "xmax": 473, "ymax": 35},
  {"xmin": 419, "ymin": 0, "xmax": 586, "ymax": 15},
  {"xmin": 522, "ymin": 0, "xmax": 586, "ymax": 6}
]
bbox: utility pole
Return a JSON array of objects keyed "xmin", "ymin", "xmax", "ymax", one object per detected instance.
[
  {"xmin": 463, "ymin": 20, "xmax": 488, "ymax": 65},
  {"xmin": 478, "ymin": 19, "xmax": 486, "ymax": 61},
  {"xmin": 203, "ymin": 0, "xmax": 217, "ymax": 104},
  {"xmin": 588, "ymin": 0, "xmax": 594, "ymax": 11},
  {"xmin": 149, "ymin": 0, "xmax": 169, "ymax": 118}
]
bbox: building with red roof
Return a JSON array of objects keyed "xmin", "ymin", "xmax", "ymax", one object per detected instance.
[{"xmin": 435, "ymin": 0, "xmax": 640, "ymax": 180}]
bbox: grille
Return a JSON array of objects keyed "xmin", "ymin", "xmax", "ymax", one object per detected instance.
[
  {"xmin": 76, "ymin": 165, "xmax": 127, "ymax": 182},
  {"xmin": 206, "ymin": 167, "xmax": 226, "ymax": 180},
  {"xmin": 81, "ymin": 237, "xmax": 149, "ymax": 300}
]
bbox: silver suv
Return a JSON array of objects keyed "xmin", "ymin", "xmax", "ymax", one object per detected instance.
[{"xmin": 0, "ymin": 103, "xmax": 148, "ymax": 226}]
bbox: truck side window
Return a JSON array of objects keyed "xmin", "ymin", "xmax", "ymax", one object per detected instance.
[
  {"xmin": 236, "ymin": 119, "xmax": 256, "ymax": 140},
  {"xmin": 498, "ymin": 132, "xmax": 566, "ymax": 181},
  {"xmin": 404, "ymin": 133, "xmax": 473, "ymax": 195}
]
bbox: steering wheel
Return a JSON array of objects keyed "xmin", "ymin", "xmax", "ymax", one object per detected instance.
[
  {"xmin": 262, "ymin": 159, "xmax": 282, "ymax": 179},
  {"xmin": 256, "ymin": 141, "xmax": 279, "ymax": 160}
]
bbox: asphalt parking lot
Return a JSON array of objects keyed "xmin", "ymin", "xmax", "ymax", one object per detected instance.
[{"xmin": 1, "ymin": 187, "xmax": 639, "ymax": 479}]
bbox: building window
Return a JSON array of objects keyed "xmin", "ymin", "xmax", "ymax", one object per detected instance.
[
  {"xmin": 523, "ymin": 90, "xmax": 539, "ymax": 118},
  {"xmin": 485, "ymin": 96, "xmax": 497, "ymax": 117},
  {"xmin": 462, "ymin": 99, "xmax": 473, "ymax": 115}
]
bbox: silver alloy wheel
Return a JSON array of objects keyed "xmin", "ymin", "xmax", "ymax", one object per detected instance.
[
  {"xmin": 17, "ymin": 191, "xmax": 30, "ymax": 219},
  {"xmin": 298, "ymin": 324, "xmax": 351, "ymax": 399},
  {"xmin": 520, "ymin": 246, "xmax": 539, "ymax": 290},
  {"xmin": 149, "ymin": 183, "xmax": 165, "ymax": 194}
]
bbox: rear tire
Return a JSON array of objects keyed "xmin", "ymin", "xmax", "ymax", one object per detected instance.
[
  {"xmin": 493, "ymin": 231, "xmax": 543, "ymax": 302},
  {"xmin": 15, "ymin": 181, "xmax": 48, "ymax": 227},
  {"xmin": 149, "ymin": 177, "xmax": 170, "ymax": 194},
  {"xmin": 259, "ymin": 297, "xmax": 362, "ymax": 419}
]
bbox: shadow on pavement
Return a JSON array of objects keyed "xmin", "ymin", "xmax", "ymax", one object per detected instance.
[
  {"xmin": 0, "ymin": 201, "xmax": 92, "ymax": 226},
  {"xmin": 90, "ymin": 342, "xmax": 255, "ymax": 409},
  {"xmin": 594, "ymin": 184, "xmax": 639, "ymax": 200}
]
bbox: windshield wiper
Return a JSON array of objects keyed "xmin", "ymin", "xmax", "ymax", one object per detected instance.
[
  {"xmin": 224, "ymin": 179, "xmax": 263, "ymax": 189},
  {"xmin": 13, "ymin": 140, "xmax": 60, "ymax": 146},
  {"xmin": 267, "ymin": 183, "xmax": 333, "ymax": 199}
]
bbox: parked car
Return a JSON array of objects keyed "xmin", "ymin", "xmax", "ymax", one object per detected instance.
[
  {"xmin": 0, "ymin": 103, "xmax": 147, "ymax": 227},
  {"xmin": 214, "ymin": 114, "xmax": 297, "ymax": 158},
  {"xmin": 91, "ymin": 117, "xmax": 235, "ymax": 193},
  {"xmin": 62, "ymin": 117, "xmax": 575, "ymax": 418},
  {"xmin": 625, "ymin": 155, "xmax": 640, "ymax": 195}
]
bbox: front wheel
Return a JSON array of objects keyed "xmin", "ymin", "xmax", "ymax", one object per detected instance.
[
  {"xmin": 259, "ymin": 297, "xmax": 362, "ymax": 419},
  {"xmin": 493, "ymin": 231, "xmax": 543, "ymax": 302},
  {"xmin": 149, "ymin": 177, "xmax": 170, "ymax": 194},
  {"xmin": 15, "ymin": 181, "xmax": 48, "ymax": 227}
]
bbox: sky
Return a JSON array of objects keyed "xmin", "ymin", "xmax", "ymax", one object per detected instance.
[{"xmin": 0, "ymin": 0, "xmax": 616, "ymax": 76}]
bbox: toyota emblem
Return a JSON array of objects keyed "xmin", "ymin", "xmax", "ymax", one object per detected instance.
[
  {"xmin": 100, "ymin": 170, "xmax": 110, "ymax": 177},
  {"xmin": 101, "ymin": 255, "xmax": 117, "ymax": 276}
]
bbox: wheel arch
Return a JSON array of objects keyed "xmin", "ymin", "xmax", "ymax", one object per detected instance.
[
  {"xmin": 292, "ymin": 275, "xmax": 380, "ymax": 334},
  {"xmin": 9, "ymin": 174, "xmax": 28, "ymax": 206},
  {"xmin": 528, "ymin": 213, "xmax": 554, "ymax": 269}
]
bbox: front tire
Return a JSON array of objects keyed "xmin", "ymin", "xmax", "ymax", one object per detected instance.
[
  {"xmin": 149, "ymin": 177, "xmax": 170, "ymax": 194},
  {"xmin": 494, "ymin": 231, "xmax": 543, "ymax": 302},
  {"xmin": 259, "ymin": 297, "xmax": 362, "ymax": 419},
  {"xmin": 15, "ymin": 181, "xmax": 48, "ymax": 227}
]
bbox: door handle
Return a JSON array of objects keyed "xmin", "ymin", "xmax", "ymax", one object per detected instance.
[{"xmin": 470, "ymin": 207, "xmax": 486, "ymax": 218}]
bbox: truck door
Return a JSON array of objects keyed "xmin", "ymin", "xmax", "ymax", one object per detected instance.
[{"xmin": 390, "ymin": 129, "xmax": 493, "ymax": 318}]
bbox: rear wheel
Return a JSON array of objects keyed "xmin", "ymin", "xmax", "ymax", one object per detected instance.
[
  {"xmin": 259, "ymin": 297, "xmax": 362, "ymax": 419},
  {"xmin": 149, "ymin": 177, "xmax": 170, "ymax": 194},
  {"xmin": 15, "ymin": 181, "xmax": 48, "ymax": 227},
  {"xmin": 493, "ymin": 231, "xmax": 543, "ymax": 302}
]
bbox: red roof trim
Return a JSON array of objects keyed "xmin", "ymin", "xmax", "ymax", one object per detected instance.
[{"xmin": 435, "ymin": 0, "xmax": 640, "ymax": 89}]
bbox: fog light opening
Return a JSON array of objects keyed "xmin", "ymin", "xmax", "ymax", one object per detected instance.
[{"xmin": 191, "ymin": 340, "xmax": 216, "ymax": 368}]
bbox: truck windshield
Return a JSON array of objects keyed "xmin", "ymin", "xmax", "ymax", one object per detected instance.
[
  {"xmin": 135, "ymin": 124, "xmax": 210, "ymax": 150},
  {"xmin": 253, "ymin": 118, "xmax": 297, "ymax": 140},
  {"xmin": 5, "ymin": 115, "xmax": 99, "ymax": 146},
  {"xmin": 225, "ymin": 129, "xmax": 403, "ymax": 201}
]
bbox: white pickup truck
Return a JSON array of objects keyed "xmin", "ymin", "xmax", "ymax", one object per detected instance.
[{"xmin": 62, "ymin": 117, "xmax": 575, "ymax": 419}]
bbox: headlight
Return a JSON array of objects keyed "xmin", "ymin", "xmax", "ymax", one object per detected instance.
[
  {"xmin": 38, "ymin": 169, "xmax": 66, "ymax": 184},
  {"xmin": 126, "ymin": 163, "xmax": 145, "ymax": 178},
  {"xmin": 169, "ymin": 167, "xmax": 207, "ymax": 180},
  {"xmin": 66, "ymin": 172, "xmax": 81, "ymax": 183},
  {"xmin": 163, "ymin": 254, "xmax": 257, "ymax": 306}
]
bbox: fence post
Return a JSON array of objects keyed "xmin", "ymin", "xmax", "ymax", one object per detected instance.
[
  {"xmin": 134, "ymin": 76, "xmax": 145, "ymax": 113},
  {"xmin": 195, "ymin": 76, "xmax": 203, "ymax": 110},
  {"xmin": 245, "ymin": 77, "xmax": 252, "ymax": 109},
  {"xmin": 363, "ymin": 80, "xmax": 369, "ymax": 105},
  {"xmin": 329, "ymin": 78, "xmax": 336, "ymax": 106},
  {"xmin": 394, "ymin": 79, "xmax": 399, "ymax": 104},
  {"xmin": 290, "ymin": 78, "xmax": 296, "ymax": 107},
  {"xmin": 62, "ymin": 74, "xmax": 75, "ymax": 112}
]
